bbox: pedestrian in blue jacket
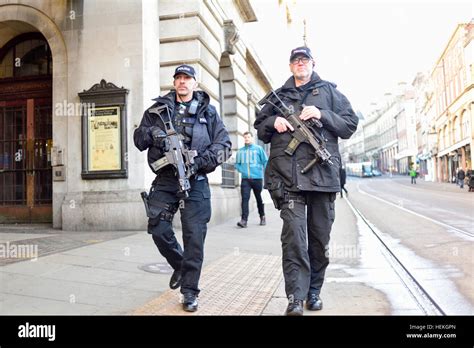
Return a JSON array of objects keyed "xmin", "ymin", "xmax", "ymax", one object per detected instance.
[{"xmin": 235, "ymin": 131, "xmax": 268, "ymax": 227}]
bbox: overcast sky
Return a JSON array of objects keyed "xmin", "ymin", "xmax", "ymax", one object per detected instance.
[{"xmin": 243, "ymin": 0, "xmax": 472, "ymax": 113}]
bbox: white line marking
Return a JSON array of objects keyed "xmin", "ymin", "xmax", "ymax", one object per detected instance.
[{"xmin": 356, "ymin": 183, "xmax": 474, "ymax": 239}]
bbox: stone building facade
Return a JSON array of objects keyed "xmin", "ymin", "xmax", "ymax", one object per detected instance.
[
  {"xmin": 0, "ymin": 0, "xmax": 292, "ymax": 230},
  {"xmin": 432, "ymin": 22, "xmax": 473, "ymax": 182}
]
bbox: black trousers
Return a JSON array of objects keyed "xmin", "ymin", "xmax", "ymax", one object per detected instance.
[
  {"xmin": 241, "ymin": 178, "xmax": 265, "ymax": 220},
  {"xmin": 340, "ymin": 185, "xmax": 348, "ymax": 197},
  {"xmin": 279, "ymin": 191, "xmax": 336, "ymax": 301},
  {"xmin": 148, "ymin": 178, "xmax": 211, "ymax": 296}
]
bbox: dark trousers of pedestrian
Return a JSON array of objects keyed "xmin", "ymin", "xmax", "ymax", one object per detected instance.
[
  {"xmin": 240, "ymin": 178, "xmax": 265, "ymax": 221},
  {"xmin": 458, "ymin": 179, "xmax": 464, "ymax": 188},
  {"xmin": 340, "ymin": 185, "xmax": 348, "ymax": 198},
  {"xmin": 148, "ymin": 179, "xmax": 211, "ymax": 296},
  {"xmin": 279, "ymin": 191, "xmax": 336, "ymax": 301},
  {"xmin": 411, "ymin": 177, "xmax": 416, "ymax": 184}
]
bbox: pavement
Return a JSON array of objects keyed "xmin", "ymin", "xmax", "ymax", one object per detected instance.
[{"xmin": 0, "ymin": 189, "xmax": 431, "ymax": 316}]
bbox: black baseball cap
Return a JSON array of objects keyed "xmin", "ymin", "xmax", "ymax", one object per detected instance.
[
  {"xmin": 173, "ymin": 64, "xmax": 196, "ymax": 79},
  {"xmin": 289, "ymin": 46, "xmax": 313, "ymax": 62}
]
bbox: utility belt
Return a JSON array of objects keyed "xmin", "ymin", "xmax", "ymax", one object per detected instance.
[{"xmin": 267, "ymin": 182, "xmax": 306, "ymax": 210}]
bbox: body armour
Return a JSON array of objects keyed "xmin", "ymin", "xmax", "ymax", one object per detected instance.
[{"xmin": 175, "ymin": 100, "xmax": 198, "ymax": 147}]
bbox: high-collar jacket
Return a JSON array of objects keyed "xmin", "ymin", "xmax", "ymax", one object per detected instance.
[
  {"xmin": 134, "ymin": 90, "xmax": 231, "ymax": 183},
  {"xmin": 254, "ymin": 72, "xmax": 358, "ymax": 192}
]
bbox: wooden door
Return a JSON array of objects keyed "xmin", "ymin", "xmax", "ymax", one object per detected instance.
[{"xmin": 0, "ymin": 95, "xmax": 52, "ymax": 222}]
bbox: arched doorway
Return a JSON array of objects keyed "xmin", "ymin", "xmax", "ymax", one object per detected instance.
[{"xmin": 0, "ymin": 32, "xmax": 52, "ymax": 222}]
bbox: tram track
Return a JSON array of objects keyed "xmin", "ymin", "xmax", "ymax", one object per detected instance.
[{"xmin": 344, "ymin": 197, "xmax": 447, "ymax": 315}]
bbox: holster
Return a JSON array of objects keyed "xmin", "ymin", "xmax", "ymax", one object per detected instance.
[
  {"xmin": 267, "ymin": 182, "xmax": 306, "ymax": 210},
  {"xmin": 267, "ymin": 182, "xmax": 285, "ymax": 210},
  {"xmin": 141, "ymin": 188, "xmax": 178, "ymax": 222}
]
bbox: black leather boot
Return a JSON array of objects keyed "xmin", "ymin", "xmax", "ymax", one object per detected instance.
[
  {"xmin": 285, "ymin": 295, "xmax": 303, "ymax": 316},
  {"xmin": 306, "ymin": 294, "xmax": 323, "ymax": 311},
  {"xmin": 169, "ymin": 269, "xmax": 182, "ymax": 290},
  {"xmin": 182, "ymin": 293, "xmax": 198, "ymax": 312},
  {"xmin": 237, "ymin": 219, "xmax": 247, "ymax": 228}
]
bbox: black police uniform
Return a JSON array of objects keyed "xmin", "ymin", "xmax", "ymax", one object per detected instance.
[
  {"xmin": 254, "ymin": 71, "xmax": 358, "ymax": 301},
  {"xmin": 134, "ymin": 90, "xmax": 231, "ymax": 296}
]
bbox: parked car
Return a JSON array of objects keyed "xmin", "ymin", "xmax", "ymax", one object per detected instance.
[{"xmin": 371, "ymin": 169, "xmax": 382, "ymax": 176}]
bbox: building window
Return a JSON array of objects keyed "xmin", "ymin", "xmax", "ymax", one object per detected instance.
[
  {"xmin": 453, "ymin": 116, "xmax": 461, "ymax": 143},
  {"xmin": 450, "ymin": 80, "xmax": 455, "ymax": 104},
  {"xmin": 461, "ymin": 111, "xmax": 469, "ymax": 140},
  {"xmin": 0, "ymin": 33, "xmax": 52, "ymax": 79},
  {"xmin": 218, "ymin": 54, "xmax": 236, "ymax": 189},
  {"xmin": 443, "ymin": 125, "xmax": 448, "ymax": 148},
  {"xmin": 221, "ymin": 163, "xmax": 236, "ymax": 188}
]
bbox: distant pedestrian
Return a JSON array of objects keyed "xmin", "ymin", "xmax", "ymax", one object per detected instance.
[
  {"xmin": 457, "ymin": 168, "xmax": 465, "ymax": 189},
  {"xmin": 409, "ymin": 168, "xmax": 417, "ymax": 184},
  {"xmin": 235, "ymin": 131, "xmax": 268, "ymax": 228},
  {"xmin": 340, "ymin": 165, "xmax": 348, "ymax": 198},
  {"xmin": 467, "ymin": 168, "xmax": 474, "ymax": 192}
]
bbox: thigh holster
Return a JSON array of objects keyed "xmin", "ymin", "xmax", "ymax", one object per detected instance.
[
  {"xmin": 149, "ymin": 200, "xmax": 178, "ymax": 222},
  {"xmin": 268, "ymin": 181, "xmax": 306, "ymax": 210},
  {"xmin": 267, "ymin": 182, "xmax": 284, "ymax": 210}
]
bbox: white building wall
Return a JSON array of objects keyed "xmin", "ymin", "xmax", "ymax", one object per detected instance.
[{"xmin": 0, "ymin": 0, "xmax": 279, "ymax": 230}]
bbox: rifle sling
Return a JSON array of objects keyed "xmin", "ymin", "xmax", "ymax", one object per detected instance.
[{"xmin": 283, "ymin": 86, "xmax": 323, "ymax": 156}]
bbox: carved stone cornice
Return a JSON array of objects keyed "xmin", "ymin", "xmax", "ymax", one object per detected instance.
[
  {"xmin": 233, "ymin": 0, "xmax": 257, "ymax": 22},
  {"xmin": 79, "ymin": 79, "xmax": 128, "ymax": 97}
]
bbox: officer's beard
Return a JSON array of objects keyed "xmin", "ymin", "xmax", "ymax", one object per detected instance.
[
  {"xmin": 176, "ymin": 89, "xmax": 193, "ymax": 102},
  {"xmin": 294, "ymin": 72, "xmax": 311, "ymax": 86},
  {"xmin": 292, "ymin": 66, "xmax": 312, "ymax": 86}
]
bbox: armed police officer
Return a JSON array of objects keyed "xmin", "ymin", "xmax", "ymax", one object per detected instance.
[
  {"xmin": 255, "ymin": 47, "xmax": 358, "ymax": 316},
  {"xmin": 134, "ymin": 65, "xmax": 231, "ymax": 312}
]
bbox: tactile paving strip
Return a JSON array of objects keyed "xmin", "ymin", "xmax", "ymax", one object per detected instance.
[{"xmin": 133, "ymin": 252, "xmax": 283, "ymax": 315}]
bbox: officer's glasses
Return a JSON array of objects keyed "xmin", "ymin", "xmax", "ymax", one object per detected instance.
[{"xmin": 291, "ymin": 57, "xmax": 311, "ymax": 65}]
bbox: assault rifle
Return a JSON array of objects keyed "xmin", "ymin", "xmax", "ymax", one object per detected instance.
[
  {"xmin": 258, "ymin": 90, "xmax": 333, "ymax": 173},
  {"xmin": 146, "ymin": 104, "xmax": 197, "ymax": 198}
]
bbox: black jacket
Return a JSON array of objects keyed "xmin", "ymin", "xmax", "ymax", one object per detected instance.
[
  {"xmin": 254, "ymin": 72, "xmax": 358, "ymax": 192},
  {"xmin": 134, "ymin": 90, "xmax": 231, "ymax": 183}
]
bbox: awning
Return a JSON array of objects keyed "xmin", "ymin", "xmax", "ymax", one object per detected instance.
[
  {"xmin": 437, "ymin": 138, "xmax": 471, "ymax": 157},
  {"xmin": 395, "ymin": 150, "xmax": 417, "ymax": 160},
  {"xmin": 417, "ymin": 152, "xmax": 432, "ymax": 160}
]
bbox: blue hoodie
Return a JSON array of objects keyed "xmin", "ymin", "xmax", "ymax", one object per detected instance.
[{"xmin": 235, "ymin": 143, "xmax": 268, "ymax": 179}]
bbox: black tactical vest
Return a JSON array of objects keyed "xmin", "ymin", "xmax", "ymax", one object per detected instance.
[{"xmin": 174, "ymin": 100, "xmax": 197, "ymax": 147}]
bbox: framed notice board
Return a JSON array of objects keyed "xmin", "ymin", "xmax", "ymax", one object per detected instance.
[{"xmin": 79, "ymin": 79, "xmax": 128, "ymax": 179}]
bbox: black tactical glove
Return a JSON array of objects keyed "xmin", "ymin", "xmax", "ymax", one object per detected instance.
[
  {"xmin": 150, "ymin": 127, "xmax": 169, "ymax": 152},
  {"xmin": 189, "ymin": 156, "xmax": 205, "ymax": 177}
]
